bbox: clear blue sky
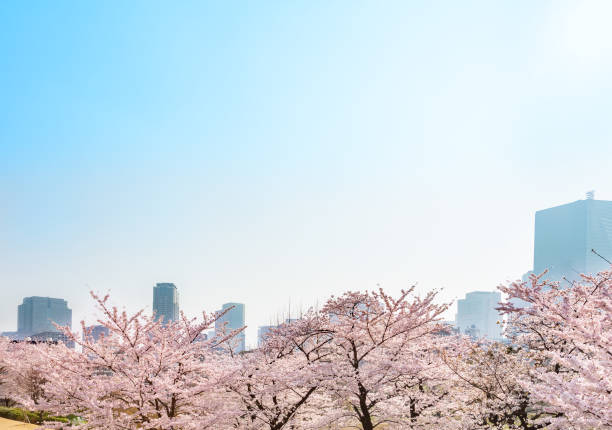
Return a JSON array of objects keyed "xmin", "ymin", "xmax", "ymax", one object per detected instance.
[{"xmin": 2, "ymin": 1, "xmax": 612, "ymax": 346}]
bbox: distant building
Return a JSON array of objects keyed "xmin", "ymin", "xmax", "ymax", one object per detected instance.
[
  {"xmin": 257, "ymin": 325, "xmax": 276, "ymax": 348},
  {"xmin": 17, "ymin": 297, "xmax": 72, "ymax": 336},
  {"xmin": 435, "ymin": 321, "xmax": 460, "ymax": 337},
  {"xmin": 1, "ymin": 331, "xmax": 21, "ymax": 340},
  {"xmin": 30, "ymin": 331, "xmax": 75, "ymax": 348},
  {"xmin": 153, "ymin": 283, "xmax": 179, "ymax": 323},
  {"xmin": 463, "ymin": 324, "xmax": 481, "ymax": 339},
  {"xmin": 84, "ymin": 325, "xmax": 109, "ymax": 342},
  {"xmin": 215, "ymin": 302, "xmax": 245, "ymax": 353},
  {"xmin": 534, "ymin": 196, "xmax": 612, "ymax": 282},
  {"xmin": 455, "ymin": 291, "xmax": 502, "ymax": 340}
]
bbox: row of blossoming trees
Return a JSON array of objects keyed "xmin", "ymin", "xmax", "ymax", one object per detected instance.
[{"xmin": 0, "ymin": 269, "xmax": 610, "ymax": 430}]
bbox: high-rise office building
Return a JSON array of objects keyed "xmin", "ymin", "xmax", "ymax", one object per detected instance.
[
  {"xmin": 152, "ymin": 283, "xmax": 179, "ymax": 323},
  {"xmin": 215, "ymin": 302, "xmax": 245, "ymax": 353},
  {"xmin": 455, "ymin": 291, "xmax": 502, "ymax": 340},
  {"xmin": 17, "ymin": 297, "xmax": 72, "ymax": 336},
  {"xmin": 534, "ymin": 196, "xmax": 612, "ymax": 282}
]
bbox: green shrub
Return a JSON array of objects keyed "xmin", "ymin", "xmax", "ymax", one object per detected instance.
[{"xmin": 0, "ymin": 406, "xmax": 72, "ymax": 424}]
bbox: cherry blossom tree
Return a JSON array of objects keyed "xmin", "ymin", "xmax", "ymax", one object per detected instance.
[
  {"xmin": 5, "ymin": 341, "xmax": 50, "ymax": 409},
  {"xmin": 34, "ymin": 292, "xmax": 244, "ymax": 430},
  {"xmin": 0, "ymin": 337, "xmax": 16, "ymax": 407},
  {"xmin": 393, "ymin": 339, "xmax": 458, "ymax": 430},
  {"xmin": 499, "ymin": 269, "xmax": 612, "ymax": 429},
  {"xmin": 0, "ymin": 337, "xmax": 64, "ymax": 425},
  {"xmin": 441, "ymin": 338, "xmax": 548, "ymax": 430},
  {"xmin": 227, "ymin": 314, "xmax": 332, "ymax": 430},
  {"xmin": 0, "ymin": 276, "xmax": 603, "ymax": 430},
  {"xmin": 312, "ymin": 287, "xmax": 451, "ymax": 430}
]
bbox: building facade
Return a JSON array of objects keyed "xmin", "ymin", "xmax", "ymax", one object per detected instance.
[
  {"xmin": 215, "ymin": 302, "xmax": 246, "ymax": 353},
  {"xmin": 455, "ymin": 291, "xmax": 502, "ymax": 340},
  {"xmin": 257, "ymin": 325, "xmax": 276, "ymax": 348},
  {"xmin": 17, "ymin": 296, "xmax": 72, "ymax": 336},
  {"xmin": 152, "ymin": 283, "xmax": 179, "ymax": 323},
  {"xmin": 534, "ymin": 197, "xmax": 612, "ymax": 282}
]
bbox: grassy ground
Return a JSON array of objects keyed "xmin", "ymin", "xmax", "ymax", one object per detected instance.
[{"xmin": 0, "ymin": 407, "xmax": 75, "ymax": 428}]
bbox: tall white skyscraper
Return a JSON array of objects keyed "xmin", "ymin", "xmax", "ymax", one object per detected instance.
[
  {"xmin": 455, "ymin": 291, "xmax": 502, "ymax": 340},
  {"xmin": 152, "ymin": 283, "xmax": 179, "ymax": 323},
  {"xmin": 534, "ymin": 196, "xmax": 612, "ymax": 282}
]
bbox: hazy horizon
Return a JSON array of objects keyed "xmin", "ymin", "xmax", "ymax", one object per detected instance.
[{"xmin": 2, "ymin": 1, "xmax": 612, "ymax": 346}]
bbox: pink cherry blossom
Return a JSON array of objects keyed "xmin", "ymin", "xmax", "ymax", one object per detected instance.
[{"xmin": 499, "ymin": 269, "xmax": 612, "ymax": 429}]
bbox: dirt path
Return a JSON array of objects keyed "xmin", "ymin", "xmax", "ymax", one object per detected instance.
[{"xmin": 0, "ymin": 417, "xmax": 37, "ymax": 429}]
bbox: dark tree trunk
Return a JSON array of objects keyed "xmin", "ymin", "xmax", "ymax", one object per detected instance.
[{"xmin": 356, "ymin": 382, "xmax": 374, "ymax": 430}]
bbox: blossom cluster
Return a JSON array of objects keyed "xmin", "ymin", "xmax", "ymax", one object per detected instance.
[{"xmin": 0, "ymin": 269, "xmax": 610, "ymax": 430}]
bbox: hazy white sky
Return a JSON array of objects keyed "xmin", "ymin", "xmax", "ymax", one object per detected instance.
[{"xmin": 2, "ymin": 1, "xmax": 612, "ymax": 346}]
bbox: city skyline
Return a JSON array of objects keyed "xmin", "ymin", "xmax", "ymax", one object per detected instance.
[
  {"xmin": 3, "ymin": 195, "xmax": 612, "ymax": 346},
  {"xmin": 4, "ymin": 188, "xmax": 612, "ymax": 347},
  {"xmin": 2, "ymin": 2, "xmax": 612, "ymax": 347}
]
